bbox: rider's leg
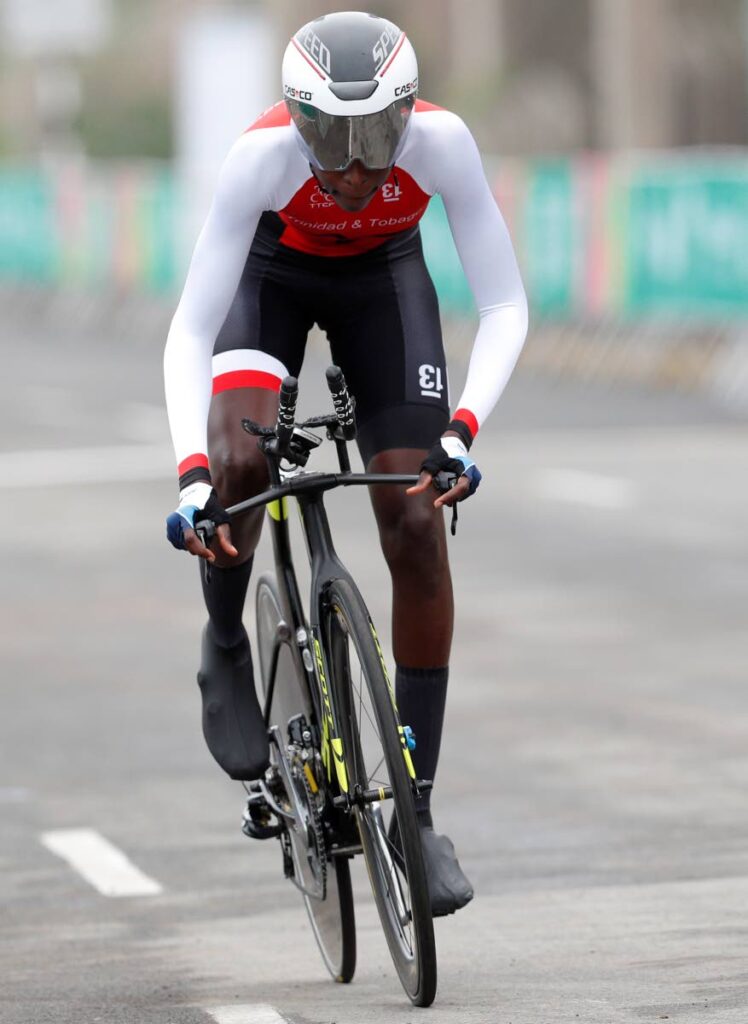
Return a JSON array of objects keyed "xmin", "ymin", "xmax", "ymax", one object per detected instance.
[
  {"xmin": 192, "ymin": 227, "xmax": 313, "ymax": 781},
  {"xmin": 366, "ymin": 447, "xmax": 452, "ymax": 827},
  {"xmin": 367, "ymin": 449, "xmax": 472, "ymax": 915},
  {"xmin": 195, "ymin": 386, "xmax": 280, "ymax": 781},
  {"xmin": 319, "ymin": 237, "xmax": 454, "ymax": 819},
  {"xmin": 200, "ymin": 384, "xmax": 277, "ymax": 653},
  {"xmin": 320, "ymin": 229, "xmax": 472, "ymax": 911}
]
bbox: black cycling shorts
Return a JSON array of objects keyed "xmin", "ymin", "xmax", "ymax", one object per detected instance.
[{"xmin": 212, "ymin": 214, "xmax": 449, "ymax": 467}]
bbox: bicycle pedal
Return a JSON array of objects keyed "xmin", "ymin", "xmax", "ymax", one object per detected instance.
[{"xmin": 242, "ymin": 798, "xmax": 284, "ymax": 841}]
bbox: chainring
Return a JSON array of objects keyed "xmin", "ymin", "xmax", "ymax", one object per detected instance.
[{"xmin": 287, "ymin": 748, "xmax": 327, "ymax": 900}]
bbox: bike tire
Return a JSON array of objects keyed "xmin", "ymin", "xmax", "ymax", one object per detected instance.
[
  {"xmin": 324, "ymin": 577, "xmax": 437, "ymax": 1007},
  {"xmin": 255, "ymin": 572, "xmax": 356, "ymax": 984}
]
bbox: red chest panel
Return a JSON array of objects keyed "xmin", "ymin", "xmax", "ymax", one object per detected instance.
[
  {"xmin": 247, "ymin": 100, "xmax": 440, "ymax": 257},
  {"xmin": 277, "ymin": 168, "xmax": 430, "ymax": 256}
]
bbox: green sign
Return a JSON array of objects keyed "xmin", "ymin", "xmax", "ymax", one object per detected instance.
[
  {"xmin": 1, "ymin": 158, "xmax": 747, "ymax": 322},
  {"xmin": 139, "ymin": 171, "xmax": 179, "ymax": 292},
  {"xmin": 0, "ymin": 172, "xmax": 58, "ymax": 280},
  {"xmin": 523, "ymin": 162, "xmax": 575, "ymax": 316},
  {"xmin": 625, "ymin": 162, "xmax": 748, "ymax": 316}
]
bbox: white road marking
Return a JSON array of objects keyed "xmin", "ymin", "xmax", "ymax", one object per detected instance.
[
  {"xmin": 533, "ymin": 469, "xmax": 637, "ymax": 510},
  {"xmin": 40, "ymin": 828, "xmax": 163, "ymax": 897},
  {"xmin": 0, "ymin": 444, "xmax": 174, "ymax": 488},
  {"xmin": 0, "ymin": 786, "xmax": 31, "ymax": 803},
  {"xmin": 207, "ymin": 1006, "xmax": 287, "ymax": 1024}
]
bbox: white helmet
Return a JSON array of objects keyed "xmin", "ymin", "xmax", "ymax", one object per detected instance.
[{"xmin": 282, "ymin": 11, "xmax": 418, "ymax": 171}]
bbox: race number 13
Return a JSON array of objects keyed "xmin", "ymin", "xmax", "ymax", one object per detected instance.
[{"xmin": 419, "ymin": 363, "xmax": 444, "ymax": 399}]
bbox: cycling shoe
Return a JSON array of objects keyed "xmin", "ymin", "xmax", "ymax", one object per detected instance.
[
  {"xmin": 197, "ymin": 623, "xmax": 270, "ymax": 780},
  {"xmin": 420, "ymin": 827, "xmax": 474, "ymax": 917},
  {"xmin": 388, "ymin": 816, "xmax": 474, "ymax": 917}
]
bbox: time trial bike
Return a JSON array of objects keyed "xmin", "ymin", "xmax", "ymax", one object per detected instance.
[{"xmin": 196, "ymin": 366, "xmax": 453, "ymax": 1007}]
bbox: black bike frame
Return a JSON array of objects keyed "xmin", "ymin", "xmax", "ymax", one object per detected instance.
[{"xmin": 224, "ymin": 460, "xmax": 417, "ymax": 745}]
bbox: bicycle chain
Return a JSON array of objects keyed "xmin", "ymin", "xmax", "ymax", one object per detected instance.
[{"xmin": 291, "ymin": 753, "xmax": 327, "ymax": 900}]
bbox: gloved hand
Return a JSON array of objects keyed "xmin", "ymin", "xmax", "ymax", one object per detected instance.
[
  {"xmin": 166, "ymin": 482, "xmax": 237, "ymax": 561},
  {"xmin": 407, "ymin": 435, "xmax": 482, "ymax": 508}
]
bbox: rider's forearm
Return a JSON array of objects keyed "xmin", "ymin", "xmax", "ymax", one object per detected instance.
[
  {"xmin": 449, "ymin": 299, "xmax": 528, "ymax": 445},
  {"xmin": 164, "ymin": 314, "xmax": 214, "ymax": 488},
  {"xmin": 432, "ymin": 112, "xmax": 528, "ymax": 446}
]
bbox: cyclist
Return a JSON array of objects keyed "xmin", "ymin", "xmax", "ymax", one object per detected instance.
[{"xmin": 165, "ymin": 11, "xmax": 528, "ymax": 917}]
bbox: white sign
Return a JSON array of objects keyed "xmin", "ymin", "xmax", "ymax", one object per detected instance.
[
  {"xmin": 2, "ymin": 0, "xmax": 112, "ymax": 56},
  {"xmin": 175, "ymin": 9, "xmax": 277, "ymax": 242}
]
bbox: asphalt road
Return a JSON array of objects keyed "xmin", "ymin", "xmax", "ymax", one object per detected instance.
[{"xmin": 2, "ymin": 324, "xmax": 748, "ymax": 1024}]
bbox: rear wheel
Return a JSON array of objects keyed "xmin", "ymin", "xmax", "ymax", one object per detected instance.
[
  {"xmin": 325, "ymin": 577, "xmax": 437, "ymax": 1007},
  {"xmin": 255, "ymin": 572, "xmax": 356, "ymax": 983}
]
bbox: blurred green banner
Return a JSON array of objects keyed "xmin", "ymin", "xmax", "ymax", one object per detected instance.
[
  {"xmin": 625, "ymin": 162, "xmax": 748, "ymax": 316},
  {"xmin": 0, "ymin": 172, "xmax": 58, "ymax": 281},
  {"xmin": 0, "ymin": 156, "xmax": 746, "ymax": 320},
  {"xmin": 522, "ymin": 162, "xmax": 576, "ymax": 316}
]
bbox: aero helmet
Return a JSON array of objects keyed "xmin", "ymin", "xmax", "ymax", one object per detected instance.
[{"xmin": 282, "ymin": 11, "xmax": 418, "ymax": 171}]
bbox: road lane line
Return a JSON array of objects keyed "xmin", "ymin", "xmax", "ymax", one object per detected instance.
[
  {"xmin": 207, "ymin": 1006, "xmax": 288, "ymax": 1024},
  {"xmin": 0, "ymin": 444, "xmax": 174, "ymax": 488},
  {"xmin": 0, "ymin": 786, "xmax": 31, "ymax": 803},
  {"xmin": 40, "ymin": 828, "xmax": 163, "ymax": 897},
  {"xmin": 533, "ymin": 469, "xmax": 637, "ymax": 510}
]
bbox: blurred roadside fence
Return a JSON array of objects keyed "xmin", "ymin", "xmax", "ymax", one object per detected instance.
[
  {"xmin": 2, "ymin": 152, "xmax": 747, "ymax": 406},
  {"xmin": 0, "ymin": 163, "xmax": 177, "ymax": 293}
]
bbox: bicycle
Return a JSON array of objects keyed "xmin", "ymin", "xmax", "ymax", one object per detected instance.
[{"xmin": 196, "ymin": 367, "xmax": 453, "ymax": 1007}]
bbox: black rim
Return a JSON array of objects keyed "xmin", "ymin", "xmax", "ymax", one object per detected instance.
[{"xmin": 327, "ymin": 584, "xmax": 435, "ymax": 1004}]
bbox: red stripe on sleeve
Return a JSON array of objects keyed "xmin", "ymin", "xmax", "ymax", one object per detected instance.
[
  {"xmin": 212, "ymin": 370, "xmax": 282, "ymax": 395},
  {"xmin": 453, "ymin": 408, "xmax": 479, "ymax": 440},
  {"xmin": 178, "ymin": 452, "xmax": 210, "ymax": 476}
]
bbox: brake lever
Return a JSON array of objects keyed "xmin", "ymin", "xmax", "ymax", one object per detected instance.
[
  {"xmin": 194, "ymin": 518, "xmax": 216, "ymax": 547},
  {"xmin": 194, "ymin": 518, "xmax": 217, "ymax": 582},
  {"xmin": 433, "ymin": 472, "xmax": 460, "ymax": 537},
  {"xmin": 433, "ymin": 471, "xmax": 457, "ymax": 494}
]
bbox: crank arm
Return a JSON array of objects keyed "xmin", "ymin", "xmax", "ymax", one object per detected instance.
[
  {"xmin": 266, "ymin": 727, "xmax": 305, "ymax": 825},
  {"xmin": 255, "ymin": 780, "xmax": 294, "ymax": 824}
]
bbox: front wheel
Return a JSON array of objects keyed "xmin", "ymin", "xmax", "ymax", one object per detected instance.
[
  {"xmin": 324, "ymin": 577, "xmax": 437, "ymax": 1007},
  {"xmin": 255, "ymin": 572, "xmax": 356, "ymax": 984}
]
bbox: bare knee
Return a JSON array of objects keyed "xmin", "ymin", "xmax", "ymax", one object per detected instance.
[
  {"xmin": 211, "ymin": 447, "xmax": 269, "ymax": 507},
  {"xmin": 377, "ymin": 496, "xmax": 448, "ymax": 588}
]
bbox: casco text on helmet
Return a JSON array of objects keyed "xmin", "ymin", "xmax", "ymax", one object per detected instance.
[{"xmin": 282, "ymin": 11, "xmax": 418, "ymax": 171}]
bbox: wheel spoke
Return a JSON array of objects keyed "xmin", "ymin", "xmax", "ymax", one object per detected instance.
[
  {"xmin": 352, "ymin": 676, "xmax": 382, "ymax": 743},
  {"xmin": 327, "ymin": 581, "xmax": 436, "ymax": 1005}
]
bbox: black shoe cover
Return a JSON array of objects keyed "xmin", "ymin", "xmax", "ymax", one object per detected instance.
[
  {"xmin": 197, "ymin": 624, "xmax": 270, "ymax": 780},
  {"xmin": 420, "ymin": 827, "xmax": 474, "ymax": 917}
]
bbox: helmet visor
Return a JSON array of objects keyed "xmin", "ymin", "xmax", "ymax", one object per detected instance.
[{"xmin": 287, "ymin": 96, "xmax": 415, "ymax": 171}]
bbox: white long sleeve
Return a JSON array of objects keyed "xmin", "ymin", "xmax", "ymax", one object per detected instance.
[
  {"xmin": 400, "ymin": 110, "xmax": 528, "ymax": 438},
  {"xmin": 163, "ymin": 126, "xmax": 304, "ymax": 476}
]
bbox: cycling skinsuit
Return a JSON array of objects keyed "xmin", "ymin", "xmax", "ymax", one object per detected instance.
[{"xmin": 164, "ymin": 100, "xmax": 528, "ymax": 484}]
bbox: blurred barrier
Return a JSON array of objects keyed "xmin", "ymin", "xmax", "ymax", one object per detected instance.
[
  {"xmin": 0, "ymin": 163, "xmax": 178, "ymax": 293},
  {"xmin": 1, "ymin": 153, "xmax": 746, "ymax": 320},
  {"xmin": 424, "ymin": 152, "xmax": 748, "ymax": 320}
]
